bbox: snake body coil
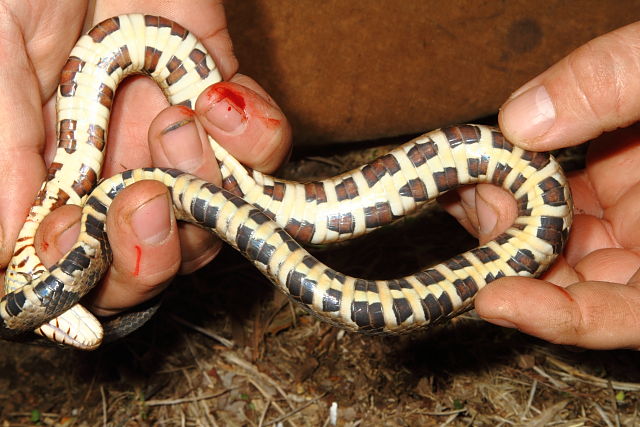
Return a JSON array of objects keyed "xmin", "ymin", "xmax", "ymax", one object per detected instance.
[{"xmin": 1, "ymin": 15, "xmax": 573, "ymax": 349}]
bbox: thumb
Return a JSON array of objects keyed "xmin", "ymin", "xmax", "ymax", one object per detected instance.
[
  {"xmin": 475, "ymin": 184, "xmax": 518, "ymax": 244},
  {"xmin": 439, "ymin": 184, "xmax": 517, "ymax": 244},
  {"xmin": 499, "ymin": 21, "xmax": 640, "ymax": 151}
]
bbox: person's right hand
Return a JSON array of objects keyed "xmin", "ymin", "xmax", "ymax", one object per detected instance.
[{"xmin": 441, "ymin": 21, "xmax": 640, "ymax": 350}]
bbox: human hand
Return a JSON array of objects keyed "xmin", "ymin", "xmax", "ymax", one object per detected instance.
[
  {"xmin": 0, "ymin": 1, "xmax": 292, "ymax": 319},
  {"xmin": 441, "ymin": 21, "xmax": 640, "ymax": 349}
]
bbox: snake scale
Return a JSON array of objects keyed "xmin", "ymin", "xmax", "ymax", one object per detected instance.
[{"xmin": 0, "ymin": 14, "xmax": 572, "ymax": 350}]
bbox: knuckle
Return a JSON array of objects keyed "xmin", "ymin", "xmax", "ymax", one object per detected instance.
[
  {"xmin": 564, "ymin": 31, "xmax": 640, "ymax": 129},
  {"xmin": 567, "ymin": 45, "xmax": 620, "ymax": 121}
]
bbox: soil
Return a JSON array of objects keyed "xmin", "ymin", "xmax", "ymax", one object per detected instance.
[{"xmin": 1, "ymin": 134, "xmax": 639, "ymax": 426}]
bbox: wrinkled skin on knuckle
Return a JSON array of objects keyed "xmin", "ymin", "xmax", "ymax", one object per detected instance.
[{"xmin": 565, "ymin": 31, "xmax": 640, "ymax": 131}]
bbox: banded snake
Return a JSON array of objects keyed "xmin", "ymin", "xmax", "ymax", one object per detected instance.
[{"xmin": 0, "ymin": 14, "xmax": 573, "ymax": 350}]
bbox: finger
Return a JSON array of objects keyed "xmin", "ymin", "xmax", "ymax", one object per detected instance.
[
  {"xmin": 499, "ymin": 21, "xmax": 640, "ymax": 150},
  {"xmin": 35, "ymin": 205, "xmax": 81, "ymax": 269},
  {"xmin": 148, "ymin": 106, "xmax": 223, "ymax": 274},
  {"xmin": 543, "ymin": 171, "xmax": 613, "ymax": 267},
  {"xmin": 540, "ymin": 255, "xmax": 582, "ymax": 287},
  {"xmin": 0, "ymin": 14, "xmax": 46, "ymax": 266},
  {"xmin": 36, "ymin": 179, "xmax": 185, "ymax": 316},
  {"xmin": 562, "ymin": 214, "xmax": 616, "ymax": 266},
  {"xmin": 148, "ymin": 107, "xmax": 221, "ymax": 182},
  {"xmin": 574, "ymin": 248, "xmax": 640, "ymax": 284},
  {"xmin": 566, "ymin": 169, "xmax": 602, "ymax": 217},
  {"xmin": 439, "ymin": 184, "xmax": 517, "ymax": 243},
  {"xmin": 8, "ymin": 1, "xmax": 86, "ymax": 99},
  {"xmin": 438, "ymin": 188, "xmax": 480, "ymax": 237},
  {"xmin": 604, "ymin": 180, "xmax": 640, "ymax": 249},
  {"xmin": 476, "ymin": 277, "xmax": 640, "ymax": 349},
  {"xmin": 584, "ymin": 127, "xmax": 640, "ymax": 209},
  {"xmin": 195, "ymin": 80, "xmax": 293, "ymax": 174},
  {"xmin": 88, "ymin": 181, "xmax": 182, "ymax": 316},
  {"xmin": 102, "ymin": 75, "xmax": 160, "ymax": 176}
]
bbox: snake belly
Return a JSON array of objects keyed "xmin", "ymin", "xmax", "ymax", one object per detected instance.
[{"xmin": 1, "ymin": 14, "xmax": 573, "ymax": 348}]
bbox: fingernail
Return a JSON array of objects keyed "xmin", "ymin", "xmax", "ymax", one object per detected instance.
[
  {"xmin": 160, "ymin": 118, "xmax": 204, "ymax": 172},
  {"xmin": 476, "ymin": 191, "xmax": 498, "ymax": 235},
  {"xmin": 204, "ymin": 85, "xmax": 247, "ymax": 133},
  {"xmin": 458, "ymin": 187, "xmax": 479, "ymax": 231},
  {"xmin": 57, "ymin": 220, "xmax": 81, "ymax": 253},
  {"xmin": 459, "ymin": 187, "xmax": 476, "ymax": 211},
  {"xmin": 501, "ymin": 85, "xmax": 555, "ymax": 142},
  {"xmin": 446, "ymin": 201, "xmax": 467, "ymax": 223},
  {"xmin": 488, "ymin": 318, "xmax": 517, "ymax": 329},
  {"xmin": 131, "ymin": 194, "xmax": 172, "ymax": 245}
]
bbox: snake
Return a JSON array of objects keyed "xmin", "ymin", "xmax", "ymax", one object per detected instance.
[{"xmin": 0, "ymin": 14, "xmax": 573, "ymax": 350}]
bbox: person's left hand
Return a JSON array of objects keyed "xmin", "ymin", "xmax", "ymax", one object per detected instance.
[{"xmin": 28, "ymin": 0, "xmax": 292, "ymax": 318}]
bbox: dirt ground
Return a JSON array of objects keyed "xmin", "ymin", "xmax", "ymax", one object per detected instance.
[{"xmin": 1, "ymin": 134, "xmax": 639, "ymax": 426}]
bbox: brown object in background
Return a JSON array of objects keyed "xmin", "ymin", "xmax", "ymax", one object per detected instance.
[{"xmin": 226, "ymin": 0, "xmax": 640, "ymax": 145}]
